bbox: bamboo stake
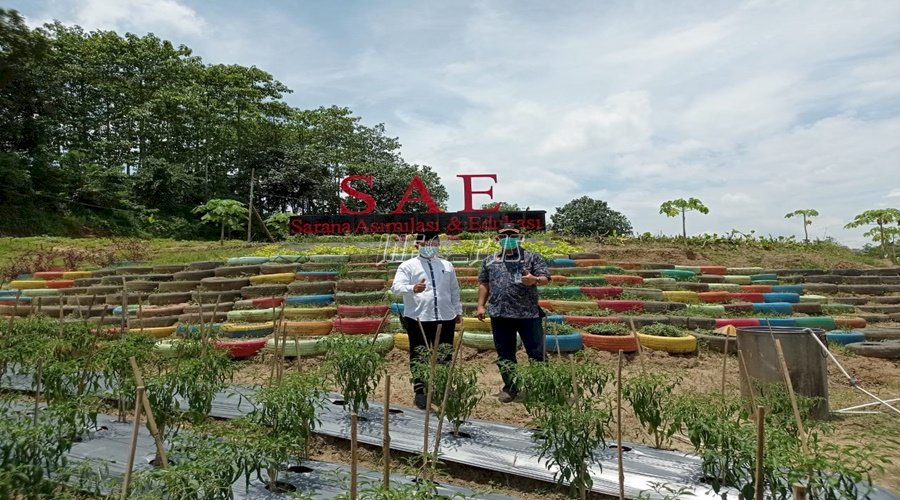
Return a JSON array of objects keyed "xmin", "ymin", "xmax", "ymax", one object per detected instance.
[
  {"xmin": 205, "ymin": 294, "xmax": 222, "ymax": 351},
  {"xmin": 85, "ymin": 295, "xmax": 96, "ymax": 325},
  {"xmin": 129, "ymin": 356, "xmax": 168, "ymax": 468},
  {"xmin": 350, "ymin": 412, "xmax": 359, "ymax": 500},
  {"xmin": 121, "ymin": 279, "xmax": 128, "ymax": 333},
  {"xmin": 269, "ymin": 304, "xmax": 279, "ymax": 384},
  {"xmin": 431, "ymin": 321, "xmax": 466, "ymax": 476},
  {"xmin": 58, "ymin": 299, "xmax": 65, "ymax": 335},
  {"xmin": 737, "ymin": 348, "xmax": 757, "ymax": 404},
  {"xmin": 773, "ymin": 339, "xmax": 808, "ymax": 453},
  {"xmin": 421, "ymin": 322, "xmax": 442, "ymax": 472},
  {"xmin": 121, "ymin": 385, "xmax": 144, "ymax": 500},
  {"xmin": 721, "ymin": 335, "xmax": 730, "ymax": 396},
  {"xmin": 197, "ymin": 293, "xmax": 206, "ymax": 356},
  {"xmin": 33, "ymin": 362, "xmax": 42, "ymax": 426},
  {"xmin": 276, "ymin": 302, "xmax": 286, "ymax": 382},
  {"xmin": 628, "ymin": 318, "xmax": 644, "ymax": 372},
  {"xmin": 370, "ymin": 309, "xmax": 392, "ymax": 347},
  {"xmin": 754, "ymin": 405, "xmax": 766, "ymax": 500},
  {"xmin": 383, "ymin": 375, "xmax": 391, "ymax": 490},
  {"xmin": 793, "ymin": 484, "xmax": 807, "ymax": 500},
  {"xmin": 36, "ymin": 296, "xmax": 42, "ymax": 315},
  {"xmin": 617, "ymin": 350, "xmax": 625, "ymax": 500},
  {"xmin": 8, "ymin": 290, "xmax": 21, "ymax": 330}
]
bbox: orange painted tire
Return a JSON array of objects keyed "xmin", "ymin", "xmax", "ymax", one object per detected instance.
[
  {"xmin": 575, "ymin": 259, "xmax": 607, "ymax": 267},
  {"xmin": 458, "ymin": 276, "xmax": 479, "ymax": 285},
  {"xmin": 610, "ymin": 262, "xmax": 640, "ymax": 270},
  {"xmin": 740, "ymin": 285, "xmax": 772, "ymax": 293},
  {"xmin": 698, "ymin": 291, "xmax": 731, "ymax": 303},
  {"xmin": 565, "ymin": 316, "xmax": 622, "ymax": 327},
  {"xmin": 581, "ymin": 332, "xmax": 638, "ymax": 352},
  {"xmin": 550, "ymin": 275, "xmax": 568, "ymax": 283},
  {"xmin": 138, "ymin": 305, "xmax": 187, "ymax": 318},
  {"xmin": 699, "ymin": 266, "xmax": 727, "ymax": 275},
  {"xmin": 834, "ymin": 316, "xmax": 866, "ymax": 329},
  {"xmin": 604, "ymin": 274, "xmax": 643, "ymax": 285},
  {"xmin": 46, "ymin": 280, "xmax": 75, "ymax": 289},
  {"xmin": 580, "ymin": 287, "xmax": 624, "ymax": 299}
]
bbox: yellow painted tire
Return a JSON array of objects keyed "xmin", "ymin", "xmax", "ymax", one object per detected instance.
[
  {"xmin": 221, "ymin": 321, "xmax": 275, "ymax": 333},
  {"xmin": 662, "ymin": 291, "xmax": 700, "ymax": 304},
  {"xmin": 462, "ymin": 317, "xmax": 491, "ymax": 332},
  {"xmin": 248, "ymin": 273, "xmax": 295, "ymax": 285},
  {"xmin": 283, "ymin": 307, "xmax": 337, "ymax": 320},
  {"xmin": 543, "ymin": 300, "xmax": 598, "ymax": 313},
  {"xmin": 136, "ymin": 326, "xmax": 177, "ymax": 339},
  {"xmin": 10, "ymin": 280, "xmax": 47, "ymax": 289},
  {"xmin": 282, "ymin": 320, "xmax": 333, "ymax": 337},
  {"xmin": 61, "ymin": 271, "xmax": 92, "ymax": 279},
  {"xmin": 637, "ymin": 333, "xmax": 697, "ymax": 353}
]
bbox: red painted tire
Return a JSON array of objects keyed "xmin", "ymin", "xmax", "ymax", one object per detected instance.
[
  {"xmin": 580, "ymin": 287, "xmax": 624, "ymax": 299},
  {"xmin": 740, "ymin": 285, "xmax": 772, "ymax": 293},
  {"xmin": 458, "ymin": 276, "xmax": 479, "ymax": 285},
  {"xmin": 610, "ymin": 262, "xmax": 640, "ymax": 270},
  {"xmin": 699, "ymin": 266, "xmax": 727, "ymax": 275},
  {"xmin": 215, "ymin": 338, "xmax": 267, "ymax": 359},
  {"xmin": 596, "ymin": 300, "xmax": 643, "ymax": 312},
  {"xmin": 603, "ymin": 274, "xmax": 643, "ymax": 285},
  {"xmin": 699, "ymin": 292, "xmax": 731, "ymax": 303},
  {"xmin": 715, "ymin": 318, "xmax": 760, "ymax": 328},
  {"xmin": 550, "ymin": 275, "xmax": 568, "ymax": 284},
  {"xmin": 337, "ymin": 304, "xmax": 390, "ymax": 318},
  {"xmin": 564, "ymin": 315, "xmax": 622, "ymax": 327},
  {"xmin": 581, "ymin": 332, "xmax": 638, "ymax": 352},
  {"xmin": 834, "ymin": 316, "xmax": 867, "ymax": 329},
  {"xmin": 252, "ymin": 297, "xmax": 284, "ymax": 309},
  {"xmin": 34, "ymin": 271, "xmax": 64, "ymax": 280},
  {"xmin": 46, "ymin": 280, "xmax": 75, "ymax": 289},
  {"xmin": 728, "ymin": 293, "xmax": 765, "ymax": 303},
  {"xmin": 333, "ymin": 318, "xmax": 386, "ymax": 335}
]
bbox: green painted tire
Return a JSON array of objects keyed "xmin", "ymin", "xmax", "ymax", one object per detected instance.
[{"xmin": 794, "ymin": 316, "xmax": 838, "ymax": 330}]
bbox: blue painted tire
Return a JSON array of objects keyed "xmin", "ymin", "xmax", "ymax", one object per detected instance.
[
  {"xmin": 0, "ymin": 290, "xmax": 21, "ymax": 297},
  {"xmin": 757, "ymin": 318, "xmax": 797, "ymax": 327},
  {"xmin": 545, "ymin": 332, "xmax": 584, "ymax": 353},
  {"xmin": 545, "ymin": 314, "xmax": 565, "ymax": 324},
  {"xmin": 548, "ymin": 258, "xmax": 576, "ymax": 267},
  {"xmin": 750, "ymin": 274, "xmax": 778, "ymax": 282},
  {"xmin": 285, "ymin": 294, "xmax": 334, "ymax": 306},
  {"xmin": 826, "ymin": 330, "xmax": 866, "ymax": 346},
  {"xmin": 389, "ymin": 303, "xmax": 404, "ymax": 315},
  {"xmin": 752, "ymin": 302, "xmax": 793, "ymax": 315},
  {"xmin": 226, "ymin": 256, "xmax": 269, "ymax": 266},
  {"xmin": 771, "ymin": 285, "xmax": 803, "ymax": 294},
  {"xmin": 763, "ymin": 293, "xmax": 799, "ymax": 303},
  {"xmin": 0, "ymin": 295, "xmax": 30, "ymax": 302}
]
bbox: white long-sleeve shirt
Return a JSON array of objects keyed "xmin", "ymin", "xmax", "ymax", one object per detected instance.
[{"xmin": 390, "ymin": 256, "xmax": 462, "ymax": 322}]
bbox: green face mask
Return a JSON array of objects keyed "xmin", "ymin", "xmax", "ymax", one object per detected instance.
[{"xmin": 499, "ymin": 237, "xmax": 519, "ymax": 250}]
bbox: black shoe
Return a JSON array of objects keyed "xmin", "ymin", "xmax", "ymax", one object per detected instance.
[{"xmin": 414, "ymin": 394, "xmax": 427, "ymax": 410}]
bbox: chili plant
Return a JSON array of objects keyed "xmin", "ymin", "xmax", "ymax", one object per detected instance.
[
  {"xmin": 323, "ymin": 335, "xmax": 385, "ymax": 414},
  {"xmin": 623, "ymin": 372, "xmax": 681, "ymax": 449},
  {"xmin": 412, "ymin": 344, "xmax": 483, "ymax": 436}
]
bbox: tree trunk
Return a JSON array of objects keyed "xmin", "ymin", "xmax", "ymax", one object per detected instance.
[
  {"xmin": 681, "ymin": 208, "xmax": 687, "ymax": 239},
  {"xmin": 879, "ymin": 221, "xmax": 887, "ymax": 258},
  {"xmin": 220, "ymin": 221, "xmax": 225, "ymax": 245},
  {"xmin": 802, "ymin": 215, "xmax": 809, "ymax": 243}
]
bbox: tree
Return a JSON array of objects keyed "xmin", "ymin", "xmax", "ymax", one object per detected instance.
[
  {"xmin": 192, "ymin": 199, "xmax": 248, "ymax": 244},
  {"xmin": 845, "ymin": 208, "xmax": 900, "ymax": 261},
  {"xmin": 481, "ymin": 201, "xmax": 521, "ymax": 211},
  {"xmin": 550, "ymin": 196, "xmax": 632, "ymax": 237},
  {"xmin": 659, "ymin": 198, "xmax": 709, "ymax": 239},
  {"xmin": 784, "ymin": 209, "xmax": 819, "ymax": 243}
]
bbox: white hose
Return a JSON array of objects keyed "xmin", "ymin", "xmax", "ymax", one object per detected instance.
[{"xmin": 806, "ymin": 328, "xmax": 900, "ymax": 416}]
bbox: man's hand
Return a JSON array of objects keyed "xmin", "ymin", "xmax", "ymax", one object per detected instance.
[
  {"xmin": 476, "ymin": 305, "xmax": 486, "ymax": 321},
  {"xmin": 521, "ymin": 270, "xmax": 539, "ymax": 286},
  {"xmin": 455, "ymin": 314, "xmax": 462, "ymax": 324},
  {"xmin": 413, "ymin": 278, "xmax": 426, "ymax": 293}
]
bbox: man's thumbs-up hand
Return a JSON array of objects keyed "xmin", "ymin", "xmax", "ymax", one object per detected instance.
[
  {"xmin": 521, "ymin": 269, "xmax": 539, "ymax": 286},
  {"xmin": 413, "ymin": 278, "xmax": 427, "ymax": 293}
]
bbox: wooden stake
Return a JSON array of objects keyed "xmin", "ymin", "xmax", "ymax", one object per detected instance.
[
  {"xmin": 773, "ymin": 339, "xmax": 808, "ymax": 453},
  {"xmin": 121, "ymin": 385, "xmax": 144, "ymax": 500},
  {"xmin": 252, "ymin": 205, "xmax": 276, "ymax": 243},
  {"xmin": 137, "ymin": 293, "xmax": 144, "ymax": 336},
  {"xmin": 121, "ymin": 279, "xmax": 128, "ymax": 333},
  {"xmin": 754, "ymin": 405, "xmax": 766, "ymax": 500},
  {"xmin": 738, "ymin": 348, "xmax": 757, "ymax": 403},
  {"xmin": 33, "ymin": 362, "xmax": 42, "ymax": 426},
  {"xmin": 350, "ymin": 412, "xmax": 359, "ymax": 500},
  {"xmin": 383, "ymin": 375, "xmax": 391, "ymax": 490},
  {"xmin": 628, "ymin": 318, "xmax": 644, "ymax": 372},
  {"xmin": 57, "ymin": 299, "xmax": 64, "ymax": 334},
  {"xmin": 792, "ymin": 484, "xmax": 807, "ymax": 500},
  {"xmin": 721, "ymin": 335, "xmax": 730, "ymax": 396},
  {"xmin": 422, "ymin": 323, "xmax": 442, "ymax": 466},
  {"xmin": 431, "ymin": 320, "xmax": 467, "ymax": 473},
  {"xmin": 129, "ymin": 357, "xmax": 168, "ymax": 468},
  {"xmin": 247, "ymin": 167, "xmax": 255, "ymax": 242},
  {"xmin": 276, "ymin": 303, "xmax": 286, "ymax": 382},
  {"xmin": 617, "ymin": 350, "xmax": 625, "ymax": 500},
  {"xmin": 370, "ymin": 309, "xmax": 392, "ymax": 347}
]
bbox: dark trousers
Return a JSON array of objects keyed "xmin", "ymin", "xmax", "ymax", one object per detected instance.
[
  {"xmin": 491, "ymin": 316, "xmax": 545, "ymax": 395},
  {"xmin": 404, "ymin": 317, "xmax": 456, "ymax": 395}
]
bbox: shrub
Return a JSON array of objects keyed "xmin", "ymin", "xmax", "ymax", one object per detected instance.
[
  {"xmin": 640, "ymin": 323, "xmax": 688, "ymax": 338},
  {"xmin": 584, "ymin": 323, "xmax": 629, "ymax": 336},
  {"xmin": 323, "ymin": 335, "xmax": 385, "ymax": 414}
]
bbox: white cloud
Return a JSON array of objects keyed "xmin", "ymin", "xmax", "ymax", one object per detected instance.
[
  {"xmin": 29, "ymin": 0, "xmax": 206, "ymax": 36},
  {"xmin": 887, "ymin": 188, "xmax": 900, "ymax": 198}
]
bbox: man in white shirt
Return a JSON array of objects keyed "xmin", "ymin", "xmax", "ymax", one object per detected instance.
[{"xmin": 390, "ymin": 233, "xmax": 463, "ymax": 410}]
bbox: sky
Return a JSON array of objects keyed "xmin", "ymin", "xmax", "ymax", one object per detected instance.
[{"xmin": 16, "ymin": 0, "xmax": 900, "ymax": 247}]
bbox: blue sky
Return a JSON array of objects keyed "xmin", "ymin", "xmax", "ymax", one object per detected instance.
[{"xmin": 17, "ymin": 0, "xmax": 900, "ymax": 246}]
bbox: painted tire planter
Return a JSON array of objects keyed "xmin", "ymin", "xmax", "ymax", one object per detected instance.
[
  {"xmin": 462, "ymin": 317, "xmax": 492, "ymax": 332},
  {"xmin": 336, "ymin": 279, "xmax": 388, "ymax": 292},
  {"xmin": 794, "ymin": 316, "xmax": 837, "ymax": 330},
  {"xmin": 662, "ymin": 291, "xmax": 699, "ymax": 303},
  {"xmin": 260, "ymin": 263, "xmax": 300, "ymax": 274},
  {"xmin": 715, "ymin": 318, "xmax": 760, "ymax": 328},
  {"xmin": 834, "ymin": 316, "xmax": 867, "ymax": 329},
  {"xmin": 751, "ymin": 302, "xmax": 793, "ymax": 315},
  {"xmin": 266, "ymin": 337, "xmax": 326, "ymax": 357},
  {"xmin": 659, "ymin": 269, "xmax": 696, "ymax": 280},
  {"xmin": 215, "ymin": 338, "xmax": 268, "ymax": 359},
  {"xmin": 220, "ymin": 322, "xmax": 275, "ymax": 338},
  {"xmin": 334, "ymin": 292, "xmax": 387, "ymax": 305},
  {"xmin": 825, "ymin": 330, "xmax": 866, "ymax": 346},
  {"xmin": 389, "ymin": 303, "xmax": 404, "ymax": 315},
  {"xmin": 799, "ymin": 294, "xmax": 828, "ymax": 304},
  {"xmin": 270, "ymin": 255, "xmax": 308, "ymax": 263},
  {"xmin": 699, "ymin": 266, "xmax": 727, "ymax": 275},
  {"xmin": 333, "ymin": 318, "xmax": 387, "ymax": 334},
  {"xmin": 288, "ymin": 281, "xmax": 336, "ymax": 294},
  {"xmin": 687, "ymin": 305, "xmax": 726, "ymax": 315},
  {"xmin": 637, "ymin": 333, "xmax": 697, "ymax": 353},
  {"xmin": 247, "ymin": 273, "xmax": 294, "ymax": 286},
  {"xmin": 581, "ymin": 332, "xmax": 638, "ymax": 352},
  {"xmin": 564, "ymin": 315, "xmax": 621, "ymax": 327},
  {"xmin": 283, "ymin": 307, "xmax": 337, "ymax": 320},
  {"xmin": 308, "ymin": 254, "xmax": 350, "ymax": 263},
  {"xmin": 603, "ymin": 274, "xmax": 643, "ymax": 285},
  {"xmin": 282, "ymin": 320, "xmax": 333, "ymax": 336},
  {"xmin": 154, "ymin": 339, "xmax": 182, "ymax": 358},
  {"xmin": 137, "ymin": 305, "xmax": 186, "ymax": 318},
  {"xmin": 771, "ymin": 285, "xmax": 803, "ymax": 294},
  {"xmin": 757, "ymin": 318, "xmax": 798, "ymax": 327},
  {"xmin": 186, "ymin": 260, "xmax": 225, "ymax": 270},
  {"xmin": 227, "ymin": 308, "xmax": 282, "ymax": 323},
  {"xmin": 173, "ymin": 269, "xmax": 216, "ymax": 281},
  {"xmin": 199, "ymin": 277, "xmax": 250, "ymax": 291},
  {"xmin": 459, "ymin": 289, "xmax": 479, "ymax": 302},
  {"xmin": 723, "ymin": 303, "xmax": 754, "ymax": 313},
  {"xmin": 226, "ymin": 256, "xmax": 269, "ymax": 266},
  {"xmin": 538, "ymin": 286, "xmax": 585, "ymax": 300},
  {"xmin": 458, "ymin": 276, "xmax": 479, "ymax": 286},
  {"xmin": 249, "ymin": 297, "xmax": 284, "ymax": 309},
  {"xmin": 545, "ymin": 333, "xmax": 583, "ymax": 353},
  {"xmin": 134, "ymin": 325, "xmax": 177, "ymax": 338},
  {"xmin": 722, "ymin": 275, "xmax": 752, "ymax": 285},
  {"xmin": 461, "ymin": 331, "xmax": 520, "ymax": 351},
  {"xmin": 698, "ymin": 291, "xmax": 731, "ymax": 303},
  {"xmin": 33, "ymin": 271, "xmax": 64, "ymax": 280},
  {"xmin": 574, "ymin": 259, "xmax": 607, "ymax": 267},
  {"xmin": 707, "ymin": 283, "xmax": 741, "ymax": 292},
  {"xmin": 596, "ymin": 300, "xmax": 643, "ymax": 312},
  {"xmin": 240, "ymin": 285, "xmax": 287, "ymax": 299},
  {"xmin": 285, "ymin": 294, "xmax": 334, "ymax": 306},
  {"xmin": 337, "ymin": 304, "xmax": 390, "ymax": 318},
  {"xmin": 846, "ymin": 340, "xmax": 900, "ymax": 360},
  {"xmin": 158, "ymin": 281, "xmax": 201, "ymax": 292},
  {"xmin": 728, "ymin": 293, "xmax": 765, "ymax": 303},
  {"xmin": 175, "ymin": 323, "xmax": 223, "ymax": 337},
  {"xmin": 740, "ymin": 285, "xmax": 772, "ymax": 293},
  {"xmin": 9, "ymin": 280, "xmax": 46, "ymax": 289},
  {"xmin": 750, "ymin": 274, "xmax": 778, "ymax": 282},
  {"xmin": 763, "ymin": 293, "xmax": 799, "ymax": 304},
  {"xmin": 548, "ymin": 258, "xmax": 576, "ymax": 267},
  {"xmin": 565, "ymin": 276, "xmax": 608, "ymax": 286},
  {"xmin": 542, "ymin": 300, "xmax": 598, "ymax": 313},
  {"xmin": 177, "ymin": 312, "xmax": 229, "ymax": 324},
  {"xmin": 692, "ymin": 332, "xmax": 737, "ymax": 354},
  {"xmin": 214, "ymin": 265, "xmax": 261, "ymax": 278}
]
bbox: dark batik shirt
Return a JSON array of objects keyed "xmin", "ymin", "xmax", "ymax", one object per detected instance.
[{"xmin": 478, "ymin": 249, "xmax": 551, "ymax": 319}]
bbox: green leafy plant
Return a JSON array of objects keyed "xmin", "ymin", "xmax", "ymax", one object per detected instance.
[
  {"xmin": 413, "ymin": 345, "xmax": 483, "ymax": 436},
  {"xmin": 623, "ymin": 372, "xmax": 681, "ymax": 449},
  {"xmin": 543, "ymin": 321, "xmax": 576, "ymax": 336},
  {"xmin": 659, "ymin": 198, "xmax": 709, "ymax": 239},
  {"xmin": 193, "ymin": 199, "xmax": 250, "ymax": 245},
  {"xmin": 264, "ymin": 211, "xmax": 293, "ymax": 240},
  {"xmin": 323, "ymin": 335, "xmax": 386, "ymax": 414},
  {"xmin": 844, "ymin": 208, "xmax": 900, "ymax": 261},
  {"xmin": 583, "ymin": 323, "xmax": 629, "ymax": 336},
  {"xmin": 784, "ymin": 209, "xmax": 819, "ymax": 243},
  {"xmin": 640, "ymin": 323, "xmax": 689, "ymax": 338},
  {"xmin": 569, "ymin": 308, "xmax": 614, "ymax": 317}
]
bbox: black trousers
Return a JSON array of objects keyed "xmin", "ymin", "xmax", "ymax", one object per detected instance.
[
  {"xmin": 490, "ymin": 316, "xmax": 545, "ymax": 395},
  {"xmin": 403, "ymin": 317, "xmax": 456, "ymax": 395}
]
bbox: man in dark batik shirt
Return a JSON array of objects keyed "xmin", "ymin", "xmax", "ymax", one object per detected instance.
[{"xmin": 476, "ymin": 223, "xmax": 551, "ymax": 402}]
